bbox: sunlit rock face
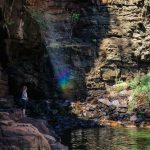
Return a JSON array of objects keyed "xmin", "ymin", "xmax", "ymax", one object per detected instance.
[
  {"xmin": 86, "ymin": 0, "xmax": 150, "ymax": 99},
  {"xmin": 0, "ymin": 0, "xmax": 149, "ymax": 100},
  {"xmin": 99, "ymin": 0, "xmax": 150, "ymax": 78}
]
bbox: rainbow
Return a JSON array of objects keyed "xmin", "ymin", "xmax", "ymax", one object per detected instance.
[{"xmin": 56, "ymin": 68, "xmax": 75, "ymax": 96}]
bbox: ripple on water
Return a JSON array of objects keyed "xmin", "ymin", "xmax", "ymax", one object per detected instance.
[{"xmin": 62, "ymin": 128, "xmax": 150, "ymax": 150}]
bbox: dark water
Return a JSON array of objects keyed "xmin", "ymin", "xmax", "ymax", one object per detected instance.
[{"xmin": 62, "ymin": 128, "xmax": 150, "ymax": 150}]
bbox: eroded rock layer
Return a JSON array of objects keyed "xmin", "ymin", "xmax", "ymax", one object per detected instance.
[{"xmin": 0, "ymin": 0, "xmax": 149, "ymax": 99}]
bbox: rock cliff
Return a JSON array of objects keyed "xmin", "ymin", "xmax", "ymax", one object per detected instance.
[
  {"xmin": 0, "ymin": 0, "xmax": 149, "ymax": 100},
  {"xmin": 0, "ymin": 110, "xmax": 68, "ymax": 150},
  {"xmin": 0, "ymin": 111, "xmax": 51, "ymax": 150}
]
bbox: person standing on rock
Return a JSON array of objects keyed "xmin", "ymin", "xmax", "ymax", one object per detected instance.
[{"xmin": 20, "ymin": 85, "xmax": 28, "ymax": 117}]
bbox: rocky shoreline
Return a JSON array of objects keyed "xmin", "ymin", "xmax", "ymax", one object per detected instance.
[
  {"xmin": 46, "ymin": 88, "xmax": 150, "ymax": 135},
  {"xmin": 0, "ymin": 109, "xmax": 68, "ymax": 150},
  {"xmin": 0, "ymin": 88, "xmax": 150, "ymax": 149}
]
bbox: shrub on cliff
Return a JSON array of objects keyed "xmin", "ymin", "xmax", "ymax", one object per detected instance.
[{"xmin": 128, "ymin": 72, "xmax": 150, "ymax": 111}]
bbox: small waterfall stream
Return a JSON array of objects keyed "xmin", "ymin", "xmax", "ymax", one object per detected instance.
[
  {"xmin": 39, "ymin": 8, "xmax": 77, "ymax": 99},
  {"xmin": 29, "ymin": 0, "xmax": 110, "ymax": 100}
]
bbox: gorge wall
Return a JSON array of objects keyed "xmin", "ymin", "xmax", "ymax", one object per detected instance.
[{"xmin": 0, "ymin": 0, "xmax": 149, "ymax": 100}]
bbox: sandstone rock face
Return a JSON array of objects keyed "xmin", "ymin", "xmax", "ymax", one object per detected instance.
[
  {"xmin": 26, "ymin": 0, "xmax": 110, "ymax": 99},
  {"xmin": 86, "ymin": 0, "xmax": 150, "ymax": 98},
  {"xmin": 0, "ymin": 123, "xmax": 51, "ymax": 150},
  {"xmin": 0, "ymin": 0, "xmax": 149, "ymax": 100},
  {"xmin": 26, "ymin": 0, "xmax": 150, "ymax": 99},
  {"xmin": 0, "ymin": 112, "xmax": 51, "ymax": 150},
  {"xmin": 0, "ymin": 0, "xmax": 55, "ymax": 99},
  {"xmin": 18, "ymin": 117, "xmax": 68, "ymax": 150}
]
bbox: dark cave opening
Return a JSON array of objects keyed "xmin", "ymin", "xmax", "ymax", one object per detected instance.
[{"xmin": 0, "ymin": 9, "xmax": 9, "ymax": 70}]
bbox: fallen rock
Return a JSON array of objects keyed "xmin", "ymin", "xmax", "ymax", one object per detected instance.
[{"xmin": 98, "ymin": 98, "xmax": 111, "ymax": 106}]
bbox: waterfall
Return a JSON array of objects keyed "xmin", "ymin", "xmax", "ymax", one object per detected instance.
[{"xmin": 39, "ymin": 10, "xmax": 76, "ymax": 99}]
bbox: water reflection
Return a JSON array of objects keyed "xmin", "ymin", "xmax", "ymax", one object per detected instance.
[{"xmin": 62, "ymin": 128, "xmax": 150, "ymax": 150}]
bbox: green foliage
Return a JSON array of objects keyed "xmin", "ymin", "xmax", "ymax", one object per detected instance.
[
  {"xmin": 115, "ymin": 78, "xmax": 124, "ymax": 84},
  {"xmin": 129, "ymin": 75, "xmax": 140, "ymax": 89},
  {"xmin": 71, "ymin": 12, "xmax": 80, "ymax": 22},
  {"xmin": 131, "ymin": 73, "xmax": 150, "ymax": 95},
  {"xmin": 113, "ymin": 79, "xmax": 127, "ymax": 93},
  {"xmin": 128, "ymin": 72, "xmax": 150, "ymax": 111}
]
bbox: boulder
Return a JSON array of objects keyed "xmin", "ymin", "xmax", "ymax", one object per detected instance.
[
  {"xmin": 18, "ymin": 117, "xmax": 50, "ymax": 135},
  {"xmin": 98, "ymin": 98, "xmax": 111, "ymax": 106},
  {"xmin": 0, "ymin": 123, "xmax": 51, "ymax": 150},
  {"xmin": 130, "ymin": 114, "xmax": 137, "ymax": 122}
]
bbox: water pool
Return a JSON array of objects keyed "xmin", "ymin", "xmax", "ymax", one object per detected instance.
[{"xmin": 62, "ymin": 128, "xmax": 150, "ymax": 150}]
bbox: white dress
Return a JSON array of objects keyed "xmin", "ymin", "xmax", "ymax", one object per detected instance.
[{"xmin": 21, "ymin": 90, "xmax": 28, "ymax": 101}]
